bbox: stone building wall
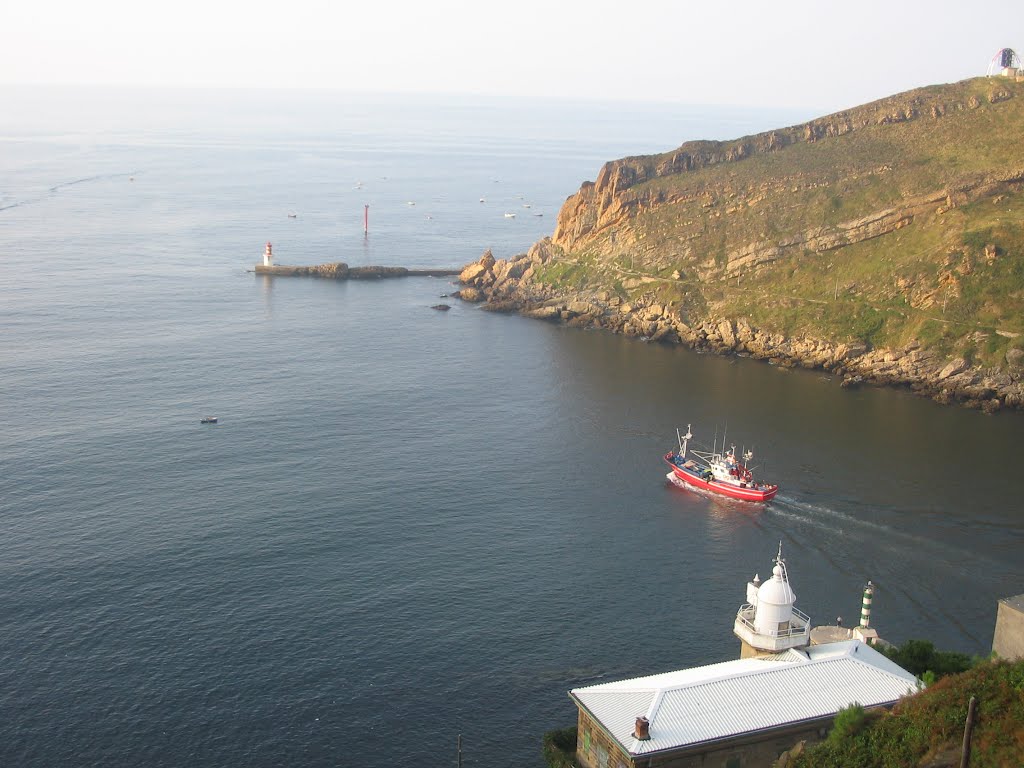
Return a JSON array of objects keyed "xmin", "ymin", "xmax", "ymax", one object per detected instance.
[
  {"xmin": 575, "ymin": 709, "xmax": 829, "ymax": 768},
  {"xmin": 993, "ymin": 594, "xmax": 1024, "ymax": 660},
  {"xmin": 575, "ymin": 710, "xmax": 630, "ymax": 768}
]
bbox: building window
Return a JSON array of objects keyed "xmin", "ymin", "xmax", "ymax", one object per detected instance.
[{"xmin": 726, "ymin": 756, "xmax": 741, "ymax": 768}]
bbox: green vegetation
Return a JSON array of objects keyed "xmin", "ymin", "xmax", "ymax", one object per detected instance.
[
  {"xmin": 827, "ymin": 704, "xmax": 869, "ymax": 745},
  {"xmin": 534, "ymin": 259, "xmax": 592, "ymax": 291},
  {"xmin": 541, "ymin": 726, "xmax": 577, "ymax": 768},
  {"xmin": 786, "ymin": 658, "xmax": 1024, "ymax": 768},
  {"xmin": 880, "ymin": 638, "xmax": 977, "ymax": 685},
  {"xmin": 538, "ymin": 77, "xmax": 1024, "ymax": 369}
]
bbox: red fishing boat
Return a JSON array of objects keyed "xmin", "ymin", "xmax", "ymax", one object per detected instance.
[{"xmin": 664, "ymin": 425, "xmax": 778, "ymax": 502}]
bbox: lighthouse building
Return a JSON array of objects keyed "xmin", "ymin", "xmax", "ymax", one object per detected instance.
[
  {"xmin": 734, "ymin": 546, "xmax": 810, "ymax": 657},
  {"xmin": 568, "ymin": 547, "xmax": 918, "ymax": 768}
]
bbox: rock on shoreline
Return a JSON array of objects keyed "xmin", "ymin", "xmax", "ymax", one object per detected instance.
[{"xmin": 454, "ymin": 246, "xmax": 1024, "ymax": 412}]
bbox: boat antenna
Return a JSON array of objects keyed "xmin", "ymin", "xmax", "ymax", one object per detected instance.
[{"xmin": 722, "ymin": 423, "xmax": 728, "ymax": 456}]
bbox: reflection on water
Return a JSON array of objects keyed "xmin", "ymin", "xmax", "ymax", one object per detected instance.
[{"xmin": 259, "ymin": 273, "xmax": 274, "ymax": 318}]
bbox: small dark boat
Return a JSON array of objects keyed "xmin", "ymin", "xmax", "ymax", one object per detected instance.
[{"xmin": 200, "ymin": 416, "xmax": 218, "ymax": 424}]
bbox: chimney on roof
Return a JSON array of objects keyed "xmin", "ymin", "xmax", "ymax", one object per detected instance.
[{"xmin": 634, "ymin": 716, "xmax": 651, "ymax": 740}]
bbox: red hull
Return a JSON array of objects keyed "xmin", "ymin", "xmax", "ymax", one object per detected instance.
[{"xmin": 664, "ymin": 452, "xmax": 778, "ymax": 502}]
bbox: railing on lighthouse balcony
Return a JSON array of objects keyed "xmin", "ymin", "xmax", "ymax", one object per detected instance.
[{"xmin": 734, "ymin": 604, "xmax": 811, "ymax": 652}]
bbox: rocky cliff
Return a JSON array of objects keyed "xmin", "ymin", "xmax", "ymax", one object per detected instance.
[{"xmin": 456, "ymin": 77, "xmax": 1024, "ymax": 411}]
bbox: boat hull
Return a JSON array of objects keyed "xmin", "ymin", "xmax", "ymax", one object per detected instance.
[{"xmin": 664, "ymin": 452, "xmax": 778, "ymax": 502}]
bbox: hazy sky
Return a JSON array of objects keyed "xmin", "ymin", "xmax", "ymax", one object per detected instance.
[{"xmin": 1, "ymin": 0, "xmax": 1021, "ymax": 111}]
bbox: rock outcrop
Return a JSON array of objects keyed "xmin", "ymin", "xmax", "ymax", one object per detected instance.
[{"xmin": 552, "ymin": 82, "xmax": 1024, "ymax": 254}]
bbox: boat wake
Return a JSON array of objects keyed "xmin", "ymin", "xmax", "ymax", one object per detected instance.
[
  {"xmin": 0, "ymin": 171, "xmax": 138, "ymax": 213},
  {"xmin": 772, "ymin": 494, "xmax": 1016, "ymax": 574},
  {"xmin": 770, "ymin": 495, "xmax": 890, "ymax": 533},
  {"xmin": 666, "ymin": 471, "xmax": 696, "ymax": 493}
]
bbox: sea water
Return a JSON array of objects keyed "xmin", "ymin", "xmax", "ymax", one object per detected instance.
[{"xmin": 1, "ymin": 86, "xmax": 1022, "ymax": 767}]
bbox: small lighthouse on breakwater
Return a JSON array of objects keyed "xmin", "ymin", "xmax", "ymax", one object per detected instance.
[{"xmin": 262, "ymin": 242, "xmax": 273, "ymax": 268}]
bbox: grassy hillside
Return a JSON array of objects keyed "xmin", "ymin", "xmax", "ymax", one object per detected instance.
[
  {"xmin": 786, "ymin": 658, "xmax": 1024, "ymax": 767},
  {"xmin": 539, "ymin": 77, "xmax": 1024, "ymax": 370}
]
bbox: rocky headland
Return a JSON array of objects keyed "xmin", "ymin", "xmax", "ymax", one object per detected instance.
[{"xmin": 454, "ymin": 77, "xmax": 1024, "ymax": 412}]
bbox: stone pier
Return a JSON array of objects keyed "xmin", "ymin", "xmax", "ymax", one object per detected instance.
[{"xmin": 254, "ymin": 262, "xmax": 460, "ymax": 279}]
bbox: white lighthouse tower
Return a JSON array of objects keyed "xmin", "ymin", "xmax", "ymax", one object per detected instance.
[
  {"xmin": 734, "ymin": 544, "xmax": 811, "ymax": 658},
  {"xmin": 262, "ymin": 241, "xmax": 274, "ymax": 268}
]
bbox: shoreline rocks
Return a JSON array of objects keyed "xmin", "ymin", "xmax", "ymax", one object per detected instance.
[{"xmin": 456, "ymin": 247, "xmax": 1024, "ymax": 412}]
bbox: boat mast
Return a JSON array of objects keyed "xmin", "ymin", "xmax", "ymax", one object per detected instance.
[{"xmin": 677, "ymin": 425, "xmax": 692, "ymax": 457}]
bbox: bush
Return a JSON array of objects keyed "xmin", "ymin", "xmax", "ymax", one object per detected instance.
[
  {"xmin": 828, "ymin": 704, "xmax": 867, "ymax": 744},
  {"xmin": 880, "ymin": 639, "xmax": 974, "ymax": 680},
  {"xmin": 542, "ymin": 726, "xmax": 577, "ymax": 768}
]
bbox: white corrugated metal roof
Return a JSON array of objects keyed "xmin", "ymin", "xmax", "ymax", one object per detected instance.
[{"xmin": 570, "ymin": 640, "xmax": 919, "ymax": 756}]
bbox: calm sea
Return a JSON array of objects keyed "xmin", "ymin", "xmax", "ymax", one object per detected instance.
[{"xmin": 1, "ymin": 86, "xmax": 1022, "ymax": 767}]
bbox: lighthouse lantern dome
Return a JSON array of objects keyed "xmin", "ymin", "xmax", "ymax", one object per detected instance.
[
  {"xmin": 753, "ymin": 561, "xmax": 796, "ymax": 634},
  {"xmin": 758, "ymin": 562, "xmax": 796, "ymax": 606}
]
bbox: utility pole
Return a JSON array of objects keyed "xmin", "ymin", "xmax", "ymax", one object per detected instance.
[{"xmin": 960, "ymin": 696, "xmax": 977, "ymax": 768}]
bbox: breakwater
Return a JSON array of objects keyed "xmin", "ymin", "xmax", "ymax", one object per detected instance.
[{"xmin": 255, "ymin": 263, "xmax": 460, "ymax": 279}]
